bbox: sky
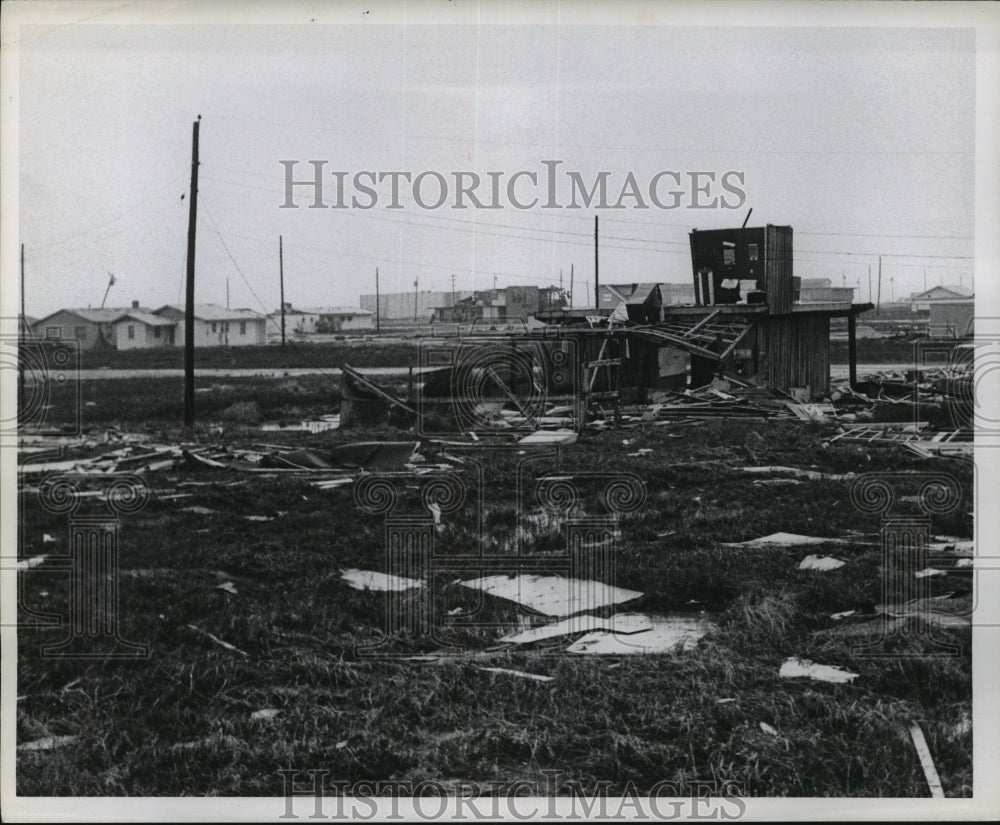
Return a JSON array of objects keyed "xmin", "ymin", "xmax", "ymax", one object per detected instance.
[{"xmin": 12, "ymin": 8, "xmax": 977, "ymax": 318}]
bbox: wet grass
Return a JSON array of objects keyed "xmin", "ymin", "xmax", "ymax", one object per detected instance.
[{"xmin": 16, "ymin": 412, "xmax": 973, "ymax": 798}]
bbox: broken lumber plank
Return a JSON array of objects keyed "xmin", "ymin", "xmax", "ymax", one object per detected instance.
[{"xmin": 908, "ymin": 723, "xmax": 945, "ymax": 798}]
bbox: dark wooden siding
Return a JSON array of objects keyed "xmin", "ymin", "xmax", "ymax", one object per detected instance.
[
  {"xmin": 754, "ymin": 314, "xmax": 829, "ymax": 396},
  {"xmin": 764, "ymin": 225, "xmax": 794, "ymax": 314}
]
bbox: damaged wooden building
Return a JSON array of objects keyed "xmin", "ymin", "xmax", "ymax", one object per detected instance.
[{"xmin": 541, "ymin": 223, "xmax": 873, "ymax": 403}]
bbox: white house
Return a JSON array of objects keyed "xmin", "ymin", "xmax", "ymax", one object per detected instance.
[
  {"xmin": 909, "ymin": 285, "xmax": 974, "ymax": 312},
  {"xmin": 153, "ymin": 304, "xmax": 267, "ymax": 347},
  {"xmin": 272, "ymin": 304, "xmax": 374, "ymax": 334},
  {"xmin": 112, "ymin": 311, "xmax": 177, "ymax": 349}
]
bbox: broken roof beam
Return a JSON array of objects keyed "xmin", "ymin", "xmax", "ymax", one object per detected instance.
[
  {"xmin": 684, "ymin": 309, "xmax": 722, "ymax": 338},
  {"xmin": 340, "ymin": 364, "xmax": 416, "ymax": 415},
  {"xmin": 717, "ymin": 322, "xmax": 756, "ymax": 362}
]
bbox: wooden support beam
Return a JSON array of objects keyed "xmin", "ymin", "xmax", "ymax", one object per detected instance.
[
  {"xmin": 847, "ymin": 313, "xmax": 858, "ymax": 389},
  {"xmin": 685, "ymin": 309, "xmax": 721, "ymax": 338}
]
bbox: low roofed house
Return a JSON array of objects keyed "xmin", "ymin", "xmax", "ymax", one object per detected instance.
[
  {"xmin": 798, "ymin": 278, "xmax": 856, "ymax": 304},
  {"xmin": 271, "ymin": 305, "xmax": 373, "ymax": 335},
  {"xmin": 154, "ymin": 304, "xmax": 267, "ymax": 346},
  {"xmin": 112, "ymin": 311, "xmax": 177, "ymax": 349},
  {"xmin": 910, "ymin": 284, "xmax": 974, "ymax": 310},
  {"xmin": 30, "ymin": 301, "xmax": 151, "ymax": 349}
]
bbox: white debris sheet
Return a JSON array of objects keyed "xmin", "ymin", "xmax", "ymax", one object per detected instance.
[
  {"xmin": 567, "ymin": 614, "xmax": 715, "ymax": 655},
  {"xmin": 779, "ymin": 657, "xmax": 859, "ymax": 684},
  {"xmin": 517, "ymin": 429, "xmax": 578, "ymax": 446},
  {"xmin": 498, "ymin": 612, "xmax": 653, "ymax": 644},
  {"xmin": 726, "ymin": 532, "xmax": 852, "ymax": 548},
  {"xmin": 798, "ymin": 555, "xmax": 847, "ymax": 571},
  {"xmin": 458, "ymin": 574, "xmax": 642, "ymax": 617},
  {"xmin": 341, "ymin": 569, "xmax": 425, "ymax": 592}
]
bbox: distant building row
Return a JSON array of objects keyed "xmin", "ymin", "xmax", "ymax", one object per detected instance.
[
  {"xmin": 24, "ymin": 301, "xmax": 377, "ymax": 349},
  {"xmin": 360, "ymin": 285, "xmax": 569, "ymax": 323},
  {"xmin": 26, "ymin": 302, "xmax": 268, "ymax": 350}
]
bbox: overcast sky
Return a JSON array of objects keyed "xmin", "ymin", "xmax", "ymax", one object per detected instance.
[{"xmin": 15, "ymin": 11, "xmax": 976, "ymax": 317}]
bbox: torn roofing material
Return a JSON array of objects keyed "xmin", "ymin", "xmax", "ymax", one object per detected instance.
[
  {"xmin": 458, "ymin": 574, "xmax": 642, "ymax": 617},
  {"xmin": 341, "ymin": 569, "xmax": 425, "ymax": 592},
  {"xmin": 779, "ymin": 657, "xmax": 859, "ymax": 684},
  {"xmin": 498, "ymin": 612, "xmax": 654, "ymax": 645},
  {"xmin": 566, "ymin": 613, "xmax": 715, "ymax": 655}
]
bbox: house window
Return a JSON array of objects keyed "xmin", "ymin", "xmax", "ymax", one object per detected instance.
[
  {"xmin": 748, "ymin": 243, "xmax": 759, "ymax": 261},
  {"xmin": 153, "ymin": 327, "xmax": 161, "ymax": 339},
  {"xmin": 211, "ymin": 322, "xmax": 217, "ymax": 333},
  {"xmin": 239, "ymin": 322, "xmax": 246, "ymax": 335},
  {"xmin": 74, "ymin": 326, "xmax": 87, "ymax": 340},
  {"xmin": 127, "ymin": 325, "xmax": 135, "ymax": 340},
  {"xmin": 45, "ymin": 326, "xmax": 62, "ymax": 339}
]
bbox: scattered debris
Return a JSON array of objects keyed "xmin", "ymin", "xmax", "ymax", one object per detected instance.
[
  {"xmin": 566, "ymin": 613, "xmax": 714, "ymax": 655},
  {"xmin": 312, "ymin": 477, "xmax": 354, "ymax": 490},
  {"xmin": 16, "ymin": 555, "xmax": 47, "ymax": 571},
  {"xmin": 498, "ymin": 612, "xmax": 653, "ymax": 645},
  {"xmin": 181, "ymin": 506, "xmax": 216, "ymax": 515},
  {"xmin": 779, "ymin": 657, "xmax": 858, "ymax": 684},
  {"xmin": 244, "ymin": 515, "xmax": 274, "ymax": 522},
  {"xmin": 261, "ymin": 415, "xmax": 340, "ymax": 433},
  {"xmin": 186, "ymin": 624, "xmax": 249, "ymax": 657},
  {"xmin": 727, "ymin": 532, "xmax": 853, "ymax": 548},
  {"xmin": 909, "ymin": 723, "xmax": 945, "ymax": 798},
  {"xmin": 517, "ymin": 429, "xmax": 578, "ymax": 446},
  {"xmin": 341, "ymin": 569, "xmax": 424, "ymax": 592},
  {"xmin": 215, "ymin": 582, "xmax": 238, "ymax": 595},
  {"xmin": 915, "ymin": 568, "xmax": 947, "ymax": 579},
  {"xmin": 182, "ymin": 450, "xmax": 228, "ymax": 470},
  {"xmin": 250, "ymin": 708, "xmax": 281, "ymax": 721},
  {"xmin": 18, "ymin": 735, "xmax": 79, "ymax": 752},
  {"xmin": 474, "ymin": 666, "xmax": 554, "ymax": 683},
  {"xmin": 741, "ymin": 466, "xmax": 853, "ymax": 481},
  {"xmin": 42, "ymin": 534, "xmax": 57, "ymax": 544},
  {"xmin": 831, "ymin": 610, "xmax": 857, "ymax": 621},
  {"xmin": 458, "ymin": 574, "xmax": 642, "ymax": 618},
  {"xmin": 759, "ymin": 721, "xmax": 779, "ymax": 736},
  {"xmin": 798, "ymin": 555, "xmax": 846, "ymax": 571}
]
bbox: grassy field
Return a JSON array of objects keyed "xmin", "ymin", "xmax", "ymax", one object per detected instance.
[{"xmin": 16, "ymin": 385, "xmax": 974, "ymax": 798}]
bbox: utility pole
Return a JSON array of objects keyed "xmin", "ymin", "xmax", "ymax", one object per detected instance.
[
  {"xmin": 923, "ymin": 267, "xmax": 927, "ymax": 292},
  {"xmin": 19, "ymin": 243, "xmax": 25, "ymax": 408},
  {"xmin": 594, "ymin": 215, "xmax": 599, "ymax": 309},
  {"xmin": 570, "ymin": 263, "xmax": 574, "ymax": 310},
  {"xmin": 226, "ymin": 278, "xmax": 230, "ymax": 310},
  {"xmin": 375, "ymin": 267, "xmax": 381, "ymax": 333},
  {"xmin": 183, "ymin": 115, "xmax": 201, "ymax": 430},
  {"xmin": 876, "ymin": 255, "xmax": 882, "ymax": 316},
  {"xmin": 890, "ymin": 275, "xmax": 894, "ymax": 303},
  {"xmin": 279, "ymin": 235, "xmax": 286, "ymax": 346},
  {"xmin": 560, "ymin": 268, "xmax": 563, "ymax": 291},
  {"xmin": 450, "ymin": 273, "xmax": 456, "ymax": 306},
  {"xmin": 867, "ymin": 264, "xmax": 872, "ymax": 303},
  {"xmin": 413, "ymin": 276, "xmax": 418, "ymax": 322}
]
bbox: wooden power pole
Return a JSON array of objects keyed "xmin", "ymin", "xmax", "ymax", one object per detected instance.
[
  {"xmin": 279, "ymin": 235, "xmax": 286, "ymax": 346},
  {"xmin": 375, "ymin": 267, "xmax": 381, "ymax": 333},
  {"xmin": 594, "ymin": 215, "xmax": 599, "ymax": 309},
  {"xmin": 183, "ymin": 116, "xmax": 201, "ymax": 429}
]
